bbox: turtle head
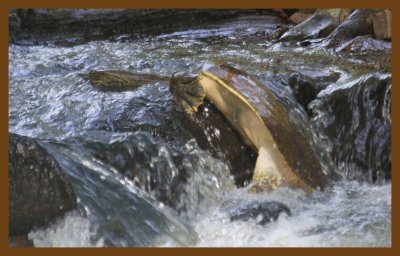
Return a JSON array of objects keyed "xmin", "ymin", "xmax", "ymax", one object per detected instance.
[{"xmin": 169, "ymin": 72, "xmax": 205, "ymax": 113}]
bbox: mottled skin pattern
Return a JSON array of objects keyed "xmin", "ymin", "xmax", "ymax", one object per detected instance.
[
  {"xmin": 80, "ymin": 70, "xmax": 169, "ymax": 91},
  {"xmin": 170, "ymin": 63, "xmax": 329, "ymax": 193}
]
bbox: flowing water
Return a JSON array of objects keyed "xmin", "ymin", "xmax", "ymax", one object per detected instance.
[{"xmin": 9, "ymin": 15, "xmax": 391, "ymax": 247}]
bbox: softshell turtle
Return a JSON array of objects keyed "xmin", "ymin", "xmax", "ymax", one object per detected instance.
[
  {"xmin": 80, "ymin": 70, "xmax": 169, "ymax": 91},
  {"xmin": 170, "ymin": 62, "xmax": 329, "ymax": 193}
]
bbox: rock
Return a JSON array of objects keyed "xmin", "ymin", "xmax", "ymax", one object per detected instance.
[
  {"xmin": 322, "ymin": 9, "xmax": 378, "ymax": 48},
  {"xmin": 284, "ymin": 73, "xmax": 318, "ymax": 116},
  {"xmin": 280, "ymin": 9, "xmax": 342, "ymax": 41},
  {"xmin": 77, "ymin": 98, "xmax": 258, "ymax": 212},
  {"xmin": 289, "ymin": 12, "xmax": 313, "ymax": 24},
  {"xmin": 373, "ymin": 9, "xmax": 391, "ymax": 40},
  {"xmin": 9, "ymin": 9, "xmax": 273, "ymax": 45},
  {"xmin": 269, "ymin": 27, "xmax": 289, "ymax": 40},
  {"xmin": 271, "ymin": 9, "xmax": 297, "ymax": 18},
  {"xmin": 339, "ymin": 9, "xmax": 353, "ymax": 23},
  {"xmin": 229, "ymin": 201, "xmax": 291, "ymax": 225},
  {"xmin": 339, "ymin": 35, "xmax": 391, "ymax": 53},
  {"xmin": 271, "ymin": 70, "xmax": 341, "ymax": 117},
  {"xmin": 311, "ymin": 74, "xmax": 391, "ymax": 183},
  {"xmin": 87, "ymin": 82, "xmax": 257, "ymax": 191},
  {"xmin": 298, "ymin": 9, "xmax": 317, "ymax": 14},
  {"xmin": 9, "ymin": 133, "xmax": 77, "ymax": 237}
]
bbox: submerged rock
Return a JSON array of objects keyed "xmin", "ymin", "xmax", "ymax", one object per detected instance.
[
  {"xmin": 311, "ymin": 74, "xmax": 391, "ymax": 183},
  {"xmin": 338, "ymin": 35, "xmax": 391, "ymax": 53},
  {"xmin": 229, "ymin": 201, "xmax": 291, "ymax": 225},
  {"xmin": 9, "ymin": 133, "xmax": 77, "ymax": 237}
]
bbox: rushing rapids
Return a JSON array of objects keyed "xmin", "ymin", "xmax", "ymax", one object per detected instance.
[{"xmin": 9, "ymin": 11, "xmax": 391, "ymax": 247}]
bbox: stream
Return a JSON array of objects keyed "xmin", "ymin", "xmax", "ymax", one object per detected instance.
[{"xmin": 8, "ymin": 14, "xmax": 391, "ymax": 247}]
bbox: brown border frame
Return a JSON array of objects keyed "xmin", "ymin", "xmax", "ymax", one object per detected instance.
[{"xmin": 1, "ymin": 1, "xmax": 398, "ymax": 256}]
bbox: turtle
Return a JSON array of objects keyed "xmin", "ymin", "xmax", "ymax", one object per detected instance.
[
  {"xmin": 79, "ymin": 70, "xmax": 169, "ymax": 91},
  {"xmin": 169, "ymin": 62, "xmax": 331, "ymax": 193}
]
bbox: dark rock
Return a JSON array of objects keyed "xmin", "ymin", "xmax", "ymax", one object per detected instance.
[
  {"xmin": 229, "ymin": 201, "xmax": 291, "ymax": 225},
  {"xmin": 273, "ymin": 71, "xmax": 341, "ymax": 117},
  {"xmin": 72, "ymin": 132, "xmax": 189, "ymax": 212},
  {"xmin": 311, "ymin": 74, "xmax": 391, "ymax": 183},
  {"xmin": 9, "ymin": 9, "xmax": 273, "ymax": 45},
  {"xmin": 322, "ymin": 9, "xmax": 379, "ymax": 49},
  {"xmin": 70, "ymin": 96, "xmax": 258, "ymax": 211},
  {"xmin": 9, "ymin": 133, "xmax": 77, "ymax": 237},
  {"xmin": 284, "ymin": 73, "xmax": 318, "ymax": 116},
  {"xmin": 88, "ymin": 83, "xmax": 256, "ymax": 191}
]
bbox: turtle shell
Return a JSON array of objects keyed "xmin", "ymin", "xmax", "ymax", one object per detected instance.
[{"xmin": 201, "ymin": 63, "xmax": 330, "ymax": 190}]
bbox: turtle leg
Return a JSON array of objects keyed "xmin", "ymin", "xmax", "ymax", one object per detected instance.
[{"xmin": 248, "ymin": 147, "xmax": 282, "ymax": 193}]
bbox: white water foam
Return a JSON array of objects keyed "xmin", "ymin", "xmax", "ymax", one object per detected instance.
[{"xmin": 28, "ymin": 210, "xmax": 104, "ymax": 247}]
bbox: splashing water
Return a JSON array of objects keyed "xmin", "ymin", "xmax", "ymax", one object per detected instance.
[{"xmin": 10, "ymin": 14, "xmax": 391, "ymax": 247}]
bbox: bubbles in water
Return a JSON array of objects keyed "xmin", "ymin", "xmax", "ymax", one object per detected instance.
[{"xmin": 28, "ymin": 211, "xmax": 103, "ymax": 247}]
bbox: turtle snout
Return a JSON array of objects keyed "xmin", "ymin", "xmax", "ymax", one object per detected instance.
[
  {"xmin": 169, "ymin": 72, "xmax": 205, "ymax": 114},
  {"xmin": 169, "ymin": 72, "xmax": 198, "ymax": 94}
]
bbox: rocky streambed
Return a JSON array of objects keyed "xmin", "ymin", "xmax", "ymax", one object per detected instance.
[{"xmin": 9, "ymin": 9, "xmax": 391, "ymax": 247}]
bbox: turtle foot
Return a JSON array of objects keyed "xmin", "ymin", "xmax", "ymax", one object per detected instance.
[{"xmin": 248, "ymin": 175, "xmax": 281, "ymax": 193}]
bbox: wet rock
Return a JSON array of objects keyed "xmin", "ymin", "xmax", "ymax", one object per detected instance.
[
  {"xmin": 272, "ymin": 71, "xmax": 341, "ymax": 117},
  {"xmin": 339, "ymin": 35, "xmax": 391, "ymax": 53},
  {"xmin": 269, "ymin": 26, "xmax": 289, "ymax": 40},
  {"xmin": 229, "ymin": 201, "xmax": 291, "ymax": 225},
  {"xmin": 280, "ymin": 9, "xmax": 342, "ymax": 41},
  {"xmin": 9, "ymin": 9, "xmax": 272, "ymax": 45},
  {"xmin": 339, "ymin": 9, "xmax": 353, "ymax": 23},
  {"xmin": 282, "ymin": 73, "xmax": 318, "ymax": 116},
  {"xmin": 9, "ymin": 133, "xmax": 77, "ymax": 237},
  {"xmin": 373, "ymin": 9, "xmax": 391, "ymax": 40},
  {"xmin": 289, "ymin": 12, "xmax": 313, "ymax": 24},
  {"xmin": 311, "ymin": 74, "xmax": 391, "ymax": 183},
  {"xmin": 75, "ymin": 98, "xmax": 258, "ymax": 212},
  {"xmin": 322, "ymin": 9, "xmax": 378, "ymax": 48},
  {"xmin": 74, "ymin": 132, "xmax": 189, "ymax": 212},
  {"xmin": 271, "ymin": 9, "xmax": 298, "ymax": 18},
  {"xmin": 88, "ymin": 83, "xmax": 256, "ymax": 191}
]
